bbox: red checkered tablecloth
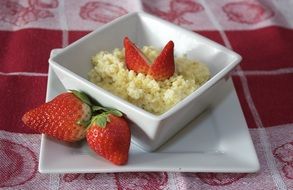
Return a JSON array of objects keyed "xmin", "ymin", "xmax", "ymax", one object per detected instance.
[{"xmin": 0, "ymin": 0, "xmax": 292, "ymax": 189}]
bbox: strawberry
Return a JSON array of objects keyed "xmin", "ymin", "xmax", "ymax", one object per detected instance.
[
  {"xmin": 124, "ymin": 37, "xmax": 175, "ymax": 80},
  {"xmin": 86, "ymin": 109, "xmax": 131, "ymax": 165},
  {"xmin": 22, "ymin": 90, "xmax": 92, "ymax": 142},
  {"xmin": 124, "ymin": 37, "xmax": 150, "ymax": 74},
  {"xmin": 148, "ymin": 40, "xmax": 175, "ymax": 80}
]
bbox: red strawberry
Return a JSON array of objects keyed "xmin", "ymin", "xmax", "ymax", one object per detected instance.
[
  {"xmin": 148, "ymin": 40, "xmax": 175, "ymax": 80},
  {"xmin": 86, "ymin": 111, "xmax": 131, "ymax": 165},
  {"xmin": 124, "ymin": 37, "xmax": 150, "ymax": 75},
  {"xmin": 22, "ymin": 90, "xmax": 92, "ymax": 142},
  {"xmin": 124, "ymin": 37, "xmax": 175, "ymax": 80}
]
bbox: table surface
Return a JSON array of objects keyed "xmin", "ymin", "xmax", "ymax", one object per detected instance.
[{"xmin": 0, "ymin": 0, "xmax": 292, "ymax": 189}]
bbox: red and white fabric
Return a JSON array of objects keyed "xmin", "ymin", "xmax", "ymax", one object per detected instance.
[{"xmin": 0, "ymin": 0, "xmax": 292, "ymax": 189}]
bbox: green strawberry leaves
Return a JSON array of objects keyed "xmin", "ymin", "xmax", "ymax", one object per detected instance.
[
  {"xmin": 70, "ymin": 90, "xmax": 124, "ymax": 128},
  {"xmin": 91, "ymin": 114, "xmax": 108, "ymax": 128},
  {"xmin": 70, "ymin": 90, "xmax": 92, "ymax": 106},
  {"xmin": 90, "ymin": 106, "xmax": 123, "ymax": 128},
  {"xmin": 108, "ymin": 109, "xmax": 123, "ymax": 117},
  {"xmin": 92, "ymin": 105, "xmax": 105, "ymax": 112},
  {"xmin": 92, "ymin": 106, "xmax": 123, "ymax": 117}
]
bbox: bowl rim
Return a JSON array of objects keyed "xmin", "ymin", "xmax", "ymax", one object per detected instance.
[{"xmin": 49, "ymin": 11, "xmax": 242, "ymax": 121}]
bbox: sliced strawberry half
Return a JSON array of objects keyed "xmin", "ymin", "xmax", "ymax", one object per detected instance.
[
  {"xmin": 124, "ymin": 37, "xmax": 150, "ymax": 75},
  {"xmin": 124, "ymin": 37, "xmax": 175, "ymax": 80},
  {"xmin": 148, "ymin": 40, "xmax": 175, "ymax": 80}
]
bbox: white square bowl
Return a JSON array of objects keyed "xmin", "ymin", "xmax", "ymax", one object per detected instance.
[{"xmin": 49, "ymin": 12, "xmax": 242, "ymax": 152}]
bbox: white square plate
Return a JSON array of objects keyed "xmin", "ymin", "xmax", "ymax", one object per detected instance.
[{"xmin": 39, "ymin": 63, "xmax": 259, "ymax": 173}]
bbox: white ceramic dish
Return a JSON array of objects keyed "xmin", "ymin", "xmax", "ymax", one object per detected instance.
[
  {"xmin": 49, "ymin": 12, "xmax": 242, "ymax": 151},
  {"xmin": 38, "ymin": 63, "xmax": 259, "ymax": 173}
]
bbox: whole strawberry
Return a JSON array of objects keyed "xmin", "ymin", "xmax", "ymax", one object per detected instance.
[
  {"xmin": 22, "ymin": 90, "xmax": 92, "ymax": 142},
  {"xmin": 124, "ymin": 37, "xmax": 175, "ymax": 80},
  {"xmin": 86, "ymin": 109, "xmax": 131, "ymax": 165}
]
